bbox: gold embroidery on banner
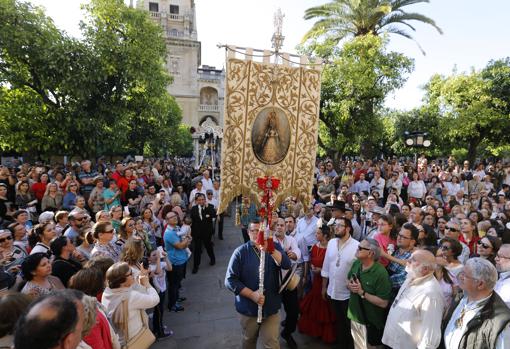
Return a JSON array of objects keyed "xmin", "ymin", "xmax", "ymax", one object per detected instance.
[{"xmin": 218, "ymin": 58, "xmax": 322, "ymax": 214}]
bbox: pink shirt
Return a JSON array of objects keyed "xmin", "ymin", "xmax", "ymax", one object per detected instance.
[{"xmin": 374, "ymin": 233, "xmax": 396, "ymax": 267}]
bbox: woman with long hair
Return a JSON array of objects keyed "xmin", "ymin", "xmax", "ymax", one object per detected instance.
[
  {"xmin": 41, "ymin": 182, "xmax": 63, "ymax": 211},
  {"xmin": 15, "ymin": 181, "xmax": 36, "ymax": 211},
  {"xmin": 298, "ymin": 224, "xmax": 336, "ymax": 343},
  {"xmin": 109, "ymin": 205, "xmax": 123, "ymax": 233},
  {"xmin": 63, "ymin": 181, "xmax": 79, "ymax": 211},
  {"xmin": 141, "ymin": 207, "xmax": 162, "ymax": 247}
]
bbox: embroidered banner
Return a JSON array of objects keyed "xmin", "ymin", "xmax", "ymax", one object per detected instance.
[{"xmin": 218, "ymin": 48, "xmax": 322, "ymax": 214}]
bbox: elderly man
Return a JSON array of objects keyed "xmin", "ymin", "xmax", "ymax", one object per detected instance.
[
  {"xmin": 382, "ymin": 250, "xmax": 444, "ymax": 349},
  {"xmin": 347, "ymin": 238, "xmax": 392, "ymax": 349},
  {"xmin": 322, "ymin": 218, "xmax": 359, "ymax": 349},
  {"xmin": 225, "ymin": 221, "xmax": 291, "ymax": 349},
  {"xmin": 274, "ymin": 218, "xmax": 301, "ymax": 348},
  {"xmin": 495, "ymin": 244, "xmax": 510, "ymax": 307},
  {"xmin": 444, "ymin": 258, "xmax": 510, "ymax": 349}
]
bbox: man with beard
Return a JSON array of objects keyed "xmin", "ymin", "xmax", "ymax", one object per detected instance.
[
  {"xmin": 322, "ymin": 218, "xmax": 359, "ymax": 349},
  {"xmin": 383, "ymin": 223, "xmax": 419, "ymax": 297},
  {"xmin": 274, "ymin": 218, "xmax": 301, "ymax": 349},
  {"xmin": 382, "ymin": 250, "xmax": 444, "ymax": 349},
  {"xmin": 64, "ymin": 211, "xmax": 85, "ymax": 245}
]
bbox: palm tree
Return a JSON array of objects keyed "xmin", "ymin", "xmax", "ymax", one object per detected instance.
[{"xmin": 303, "ymin": 0, "xmax": 442, "ymax": 53}]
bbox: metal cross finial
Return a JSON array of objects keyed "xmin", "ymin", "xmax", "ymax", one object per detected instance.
[{"xmin": 271, "ymin": 8, "xmax": 285, "ymax": 53}]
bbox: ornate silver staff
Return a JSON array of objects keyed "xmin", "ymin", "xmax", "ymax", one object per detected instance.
[{"xmin": 257, "ymin": 222, "xmax": 266, "ymax": 324}]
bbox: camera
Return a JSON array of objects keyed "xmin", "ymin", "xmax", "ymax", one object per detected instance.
[{"xmin": 142, "ymin": 257, "xmax": 149, "ymax": 269}]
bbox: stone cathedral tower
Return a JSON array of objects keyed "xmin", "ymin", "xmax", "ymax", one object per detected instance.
[{"xmin": 138, "ymin": 0, "xmax": 224, "ymax": 168}]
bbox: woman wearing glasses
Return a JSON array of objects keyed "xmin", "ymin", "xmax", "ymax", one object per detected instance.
[
  {"xmin": 102, "ymin": 262, "xmax": 159, "ymax": 347},
  {"xmin": 91, "ymin": 221, "xmax": 121, "ymax": 262},
  {"xmin": 476, "ymin": 235, "xmax": 501, "ymax": 266},
  {"xmin": 0, "ymin": 229, "xmax": 27, "ymax": 276},
  {"xmin": 438, "ymin": 237, "xmax": 464, "ymax": 280}
]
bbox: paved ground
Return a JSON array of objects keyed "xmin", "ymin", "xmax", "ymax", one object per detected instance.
[{"xmin": 152, "ymin": 214, "xmax": 333, "ymax": 349}]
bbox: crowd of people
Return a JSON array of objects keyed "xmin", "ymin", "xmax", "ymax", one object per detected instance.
[
  {"xmin": 2, "ymin": 155, "xmax": 510, "ymax": 349},
  {"xmin": 0, "ymin": 158, "xmax": 223, "ymax": 349},
  {"xmin": 226, "ymin": 155, "xmax": 510, "ymax": 349}
]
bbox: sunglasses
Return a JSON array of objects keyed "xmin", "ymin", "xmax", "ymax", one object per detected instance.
[
  {"xmin": 103, "ymin": 229, "xmax": 114, "ymax": 234},
  {"xmin": 445, "ymin": 226, "xmax": 459, "ymax": 232},
  {"xmin": 358, "ymin": 246, "xmax": 371, "ymax": 252},
  {"xmin": 477, "ymin": 241, "xmax": 492, "ymax": 249},
  {"xmin": 0, "ymin": 236, "xmax": 13, "ymax": 243}
]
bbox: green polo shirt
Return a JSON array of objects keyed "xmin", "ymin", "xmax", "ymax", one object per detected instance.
[{"xmin": 347, "ymin": 259, "xmax": 391, "ymax": 329}]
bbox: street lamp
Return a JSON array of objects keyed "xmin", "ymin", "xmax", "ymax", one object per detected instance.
[
  {"xmin": 404, "ymin": 131, "xmax": 431, "ymax": 148},
  {"xmin": 404, "ymin": 131, "xmax": 431, "ymax": 164}
]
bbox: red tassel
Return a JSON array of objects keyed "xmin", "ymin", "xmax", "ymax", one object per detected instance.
[
  {"xmin": 256, "ymin": 229, "xmax": 265, "ymax": 246},
  {"xmin": 266, "ymin": 236, "xmax": 275, "ymax": 253}
]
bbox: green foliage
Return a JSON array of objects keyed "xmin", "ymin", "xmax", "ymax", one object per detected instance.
[
  {"xmin": 0, "ymin": 0, "xmax": 183, "ymax": 157},
  {"xmin": 424, "ymin": 63, "xmax": 510, "ymax": 163},
  {"xmin": 318, "ymin": 34, "xmax": 413, "ymax": 158},
  {"xmin": 303, "ymin": 0, "xmax": 442, "ymax": 54}
]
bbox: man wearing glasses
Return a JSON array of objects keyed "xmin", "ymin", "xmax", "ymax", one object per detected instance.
[
  {"xmin": 384, "ymin": 223, "xmax": 419, "ymax": 297},
  {"xmin": 64, "ymin": 212, "xmax": 85, "ymax": 245},
  {"xmin": 346, "ymin": 238, "xmax": 391, "ymax": 348},
  {"xmin": 495, "ymin": 244, "xmax": 510, "ymax": 307},
  {"xmin": 444, "ymin": 258, "xmax": 510, "ymax": 349}
]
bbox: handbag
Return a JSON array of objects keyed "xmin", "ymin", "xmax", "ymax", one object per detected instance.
[
  {"xmin": 356, "ymin": 271, "xmax": 385, "ymax": 346},
  {"xmin": 121, "ymin": 300, "xmax": 155, "ymax": 349}
]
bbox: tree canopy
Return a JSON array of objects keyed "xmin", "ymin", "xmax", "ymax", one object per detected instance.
[
  {"xmin": 303, "ymin": 0, "xmax": 442, "ymax": 54},
  {"xmin": 0, "ymin": 0, "xmax": 189, "ymax": 157}
]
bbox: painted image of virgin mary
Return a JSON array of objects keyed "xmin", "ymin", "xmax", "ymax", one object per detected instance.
[{"xmin": 252, "ymin": 108, "xmax": 290, "ymax": 165}]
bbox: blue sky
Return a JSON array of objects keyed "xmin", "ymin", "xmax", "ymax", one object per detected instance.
[{"xmin": 29, "ymin": 0, "xmax": 510, "ymax": 110}]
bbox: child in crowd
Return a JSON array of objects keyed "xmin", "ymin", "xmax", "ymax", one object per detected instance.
[
  {"xmin": 177, "ymin": 216, "xmax": 192, "ymax": 259},
  {"xmin": 148, "ymin": 248, "xmax": 173, "ymax": 338}
]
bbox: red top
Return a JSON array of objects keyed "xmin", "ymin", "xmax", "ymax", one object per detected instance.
[
  {"xmin": 31, "ymin": 182, "xmax": 47, "ymax": 201},
  {"xmin": 459, "ymin": 234, "xmax": 479, "ymax": 256},
  {"xmin": 83, "ymin": 309, "xmax": 113, "ymax": 349}
]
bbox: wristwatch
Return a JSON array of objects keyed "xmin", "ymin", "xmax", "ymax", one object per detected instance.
[{"xmin": 360, "ymin": 290, "xmax": 366, "ymax": 299}]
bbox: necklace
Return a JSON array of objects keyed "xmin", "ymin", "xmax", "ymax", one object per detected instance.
[{"xmin": 336, "ymin": 238, "xmax": 349, "ymax": 267}]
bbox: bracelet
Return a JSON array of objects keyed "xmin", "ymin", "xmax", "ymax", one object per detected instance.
[{"xmin": 360, "ymin": 290, "xmax": 366, "ymax": 299}]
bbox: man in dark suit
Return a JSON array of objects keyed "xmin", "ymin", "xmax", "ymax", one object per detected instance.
[{"xmin": 190, "ymin": 193, "xmax": 216, "ymax": 274}]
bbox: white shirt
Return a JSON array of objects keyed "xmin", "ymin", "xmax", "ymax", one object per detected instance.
[
  {"xmin": 408, "ymin": 180, "xmax": 427, "ymax": 199},
  {"xmin": 370, "ymin": 177, "xmax": 385, "ymax": 196},
  {"xmin": 382, "ymin": 273, "xmax": 444, "ymax": 349},
  {"xmin": 201, "ymin": 177, "xmax": 214, "ymax": 192},
  {"xmin": 189, "ymin": 188, "xmax": 206, "ymax": 207},
  {"xmin": 321, "ymin": 237, "xmax": 359, "ymax": 301},
  {"xmin": 275, "ymin": 235, "xmax": 301, "ymax": 263},
  {"xmin": 444, "ymin": 294, "xmax": 510, "ymax": 349},
  {"xmin": 295, "ymin": 215, "xmax": 319, "ymax": 249},
  {"xmin": 207, "ymin": 197, "xmax": 218, "ymax": 209},
  {"xmin": 495, "ymin": 271, "xmax": 510, "ymax": 307}
]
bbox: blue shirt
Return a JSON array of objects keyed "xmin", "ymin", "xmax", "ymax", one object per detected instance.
[
  {"xmin": 225, "ymin": 241, "xmax": 291, "ymax": 318},
  {"xmin": 164, "ymin": 225, "xmax": 188, "ymax": 266}
]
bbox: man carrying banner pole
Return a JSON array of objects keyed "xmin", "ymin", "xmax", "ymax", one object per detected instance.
[{"xmin": 225, "ymin": 220, "xmax": 291, "ymax": 349}]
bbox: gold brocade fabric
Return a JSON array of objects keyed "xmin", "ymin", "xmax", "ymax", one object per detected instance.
[{"xmin": 218, "ymin": 57, "xmax": 322, "ymax": 214}]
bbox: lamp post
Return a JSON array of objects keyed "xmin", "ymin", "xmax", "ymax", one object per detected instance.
[{"xmin": 404, "ymin": 131, "xmax": 431, "ymax": 164}]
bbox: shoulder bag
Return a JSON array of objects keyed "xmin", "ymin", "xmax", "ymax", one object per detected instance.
[{"xmin": 121, "ymin": 299, "xmax": 155, "ymax": 349}]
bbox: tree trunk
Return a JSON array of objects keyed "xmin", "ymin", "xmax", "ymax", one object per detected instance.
[{"xmin": 467, "ymin": 136, "xmax": 479, "ymax": 165}]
